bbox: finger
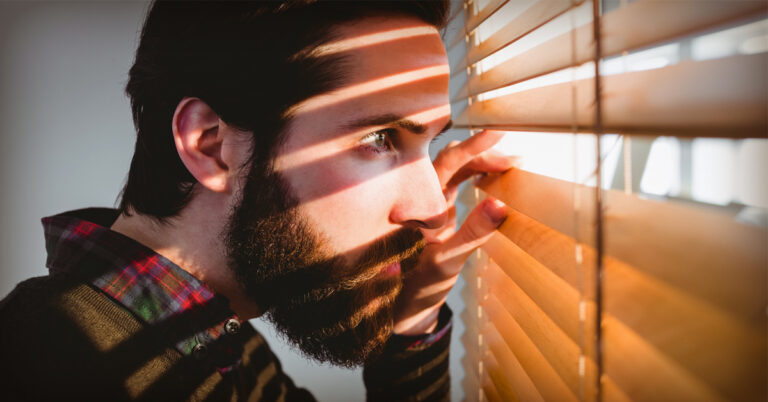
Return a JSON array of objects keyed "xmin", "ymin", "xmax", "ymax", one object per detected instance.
[
  {"xmin": 445, "ymin": 140, "xmax": 461, "ymax": 149},
  {"xmin": 445, "ymin": 153, "xmax": 521, "ymax": 192},
  {"xmin": 420, "ymin": 204, "xmax": 457, "ymax": 244},
  {"xmin": 435, "ymin": 140, "xmax": 461, "ymax": 164},
  {"xmin": 429, "ymin": 196, "xmax": 507, "ymax": 274},
  {"xmin": 433, "ymin": 130, "xmax": 506, "ymax": 188}
]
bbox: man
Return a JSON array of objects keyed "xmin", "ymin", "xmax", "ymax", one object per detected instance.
[{"xmin": 0, "ymin": 1, "xmax": 513, "ymax": 400}]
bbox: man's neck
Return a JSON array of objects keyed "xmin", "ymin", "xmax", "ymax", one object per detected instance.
[{"xmin": 110, "ymin": 193, "xmax": 263, "ymax": 320}]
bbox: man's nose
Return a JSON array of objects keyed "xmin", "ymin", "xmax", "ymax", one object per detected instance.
[{"xmin": 389, "ymin": 156, "xmax": 448, "ymax": 230}]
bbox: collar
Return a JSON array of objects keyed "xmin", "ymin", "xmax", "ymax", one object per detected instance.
[{"xmin": 43, "ymin": 208, "xmax": 244, "ymax": 372}]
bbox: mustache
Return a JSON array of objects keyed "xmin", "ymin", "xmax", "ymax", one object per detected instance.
[
  {"xmin": 333, "ymin": 226, "xmax": 425, "ymax": 287},
  {"xmin": 266, "ymin": 229, "xmax": 424, "ymax": 365},
  {"xmin": 297, "ymin": 226, "xmax": 426, "ymax": 303}
]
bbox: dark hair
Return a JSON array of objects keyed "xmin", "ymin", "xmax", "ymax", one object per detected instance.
[{"xmin": 119, "ymin": 0, "xmax": 448, "ymax": 221}]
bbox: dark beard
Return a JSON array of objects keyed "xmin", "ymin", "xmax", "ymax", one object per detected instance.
[{"xmin": 224, "ymin": 160, "xmax": 425, "ymax": 367}]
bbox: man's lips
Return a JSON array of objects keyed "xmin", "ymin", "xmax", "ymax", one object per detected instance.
[{"xmin": 379, "ymin": 261, "xmax": 401, "ymax": 277}]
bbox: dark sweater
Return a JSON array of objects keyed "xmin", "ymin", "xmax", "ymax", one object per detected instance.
[{"xmin": 0, "ymin": 209, "xmax": 451, "ymax": 401}]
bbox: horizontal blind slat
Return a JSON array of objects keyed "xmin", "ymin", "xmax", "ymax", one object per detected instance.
[
  {"xmin": 483, "ymin": 292, "xmax": 578, "ymax": 402},
  {"xmin": 602, "ymin": 186, "xmax": 767, "ymax": 322},
  {"xmin": 491, "ymin": 200, "xmax": 766, "ymax": 398},
  {"xmin": 484, "ymin": 260, "xmax": 587, "ymax": 396},
  {"xmin": 602, "ymin": 376, "xmax": 633, "ymax": 402},
  {"xmin": 465, "ymin": 0, "xmax": 579, "ymax": 66},
  {"xmin": 603, "ymin": 315, "xmax": 727, "ymax": 402},
  {"xmin": 478, "ymin": 168, "xmax": 768, "ymax": 322},
  {"xmin": 482, "ymin": 349, "xmax": 520, "ymax": 402},
  {"xmin": 483, "ymin": 320, "xmax": 545, "ymax": 402},
  {"xmin": 495, "ymin": 206, "xmax": 590, "ymax": 291},
  {"xmin": 477, "ymin": 169, "xmax": 767, "ymax": 399},
  {"xmin": 455, "ymin": 53, "xmax": 768, "ymax": 137},
  {"xmin": 481, "ymin": 369, "xmax": 505, "ymax": 402},
  {"xmin": 465, "ymin": 0, "xmax": 509, "ymax": 34},
  {"xmin": 460, "ymin": 0, "xmax": 767, "ymax": 97},
  {"xmin": 478, "ymin": 168, "xmax": 596, "ymax": 242},
  {"xmin": 604, "ymin": 257, "xmax": 767, "ymax": 401},
  {"xmin": 483, "ymin": 231, "xmax": 581, "ymax": 342}
]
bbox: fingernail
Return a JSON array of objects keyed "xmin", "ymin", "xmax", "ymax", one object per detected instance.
[
  {"xmin": 508, "ymin": 156, "xmax": 523, "ymax": 169},
  {"xmin": 483, "ymin": 197, "xmax": 507, "ymax": 225}
]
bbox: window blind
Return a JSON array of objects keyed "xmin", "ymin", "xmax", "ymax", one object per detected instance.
[{"xmin": 447, "ymin": 0, "xmax": 768, "ymax": 401}]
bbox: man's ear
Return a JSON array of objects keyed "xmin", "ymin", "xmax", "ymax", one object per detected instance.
[{"xmin": 172, "ymin": 97, "xmax": 231, "ymax": 193}]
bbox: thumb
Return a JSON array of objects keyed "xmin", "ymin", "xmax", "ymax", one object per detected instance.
[{"xmin": 432, "ymin": 196, "xmax": 507, "ymax": 270}]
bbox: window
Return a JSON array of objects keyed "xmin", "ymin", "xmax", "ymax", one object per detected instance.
[{"xmin": 444, "ymin": 0, "xmax": 768, "ymax": 400}]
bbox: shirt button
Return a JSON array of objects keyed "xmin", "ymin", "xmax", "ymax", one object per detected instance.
[
  {"xmin": 224, "ymin": 319, "xmax": 241, "ymax": 335},
  {"xmin": 192, "ymin": 343, "xmax": 208, "ymax": 360}
]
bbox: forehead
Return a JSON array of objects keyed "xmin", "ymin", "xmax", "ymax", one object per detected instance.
[
  {"xmin": 288, "ymin": 15, "xmax": 450, "ymax": 124},
  {"xmin": 323, "ymin": 15, "xmax": 449, "ymax": 85}
]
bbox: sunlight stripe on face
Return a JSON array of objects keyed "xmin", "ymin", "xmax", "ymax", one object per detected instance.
[
  {"xmin": 314, "ymin": 26, "xmax": 439, "ymax": 56},
  {"xmin": 275, "ymin": 104, "xmax": 450, "ymax": 168},
  {"xmin": 407, "ymin": 104, "xmax": 452, "ymax": 127},
  {"xmin": 290, "ymin": 64, "xmax": 450, "ymax": 115}
]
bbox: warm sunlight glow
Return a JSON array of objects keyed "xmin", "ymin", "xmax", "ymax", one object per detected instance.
[
  {"xmin": 276, "ymin": 105, "xmax": 451, "ymax": 169},
  {"xmin": 314, "ymin": 26, "xmax": 439, "ymax": 56},
  {"xmin": 406, "ymin": 104, "xmax": 452, "ymax": 127},
  {"xmin": 291, "ymin": 64, "xmax": 450, "ymax": 114}
]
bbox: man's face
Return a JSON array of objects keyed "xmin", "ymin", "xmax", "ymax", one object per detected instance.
[{"xmin": 225, "ymin": 15, "xmax": 451, "ymax": 366}]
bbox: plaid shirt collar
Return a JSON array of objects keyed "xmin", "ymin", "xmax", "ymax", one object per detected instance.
[{"xmin": 42, "ymin": 208, "xmax": 244, "ymax": 371}]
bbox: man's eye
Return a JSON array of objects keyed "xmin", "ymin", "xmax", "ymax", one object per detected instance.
[{"xmin": 359, "ymin": 129, "xmax": 395, "ymax": 153}]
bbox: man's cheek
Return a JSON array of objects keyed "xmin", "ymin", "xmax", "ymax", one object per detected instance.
[
  {"xmin": 282, "ymin": 152, "xmax": 367, "ymax": 203},
  {"xmin": 305, "ymin": 193, "xmax": 382, "ymax": 249}
]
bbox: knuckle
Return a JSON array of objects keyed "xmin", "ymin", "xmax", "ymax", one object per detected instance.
[{"xmin": 461, "ymin": 220, "xmax": 486, "ymax": 244}]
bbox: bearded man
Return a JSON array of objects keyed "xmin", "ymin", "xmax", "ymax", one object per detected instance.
[{"xmin": 0, "ymin": 1, "xmax": 513, "ymax": 400}]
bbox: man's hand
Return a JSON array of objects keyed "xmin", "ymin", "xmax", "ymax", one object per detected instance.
[{"xmin": 393, "ymin": 130, "xmax": 519, "ymax": 335}]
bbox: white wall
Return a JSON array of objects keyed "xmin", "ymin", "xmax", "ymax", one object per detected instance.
[
  {"xmin": 0, "ymin": 1, "xmax": 141, "ymax": 291},
  {"xmin": 0, "ymin": 2, "xmax": 467, "ymax": 401}
]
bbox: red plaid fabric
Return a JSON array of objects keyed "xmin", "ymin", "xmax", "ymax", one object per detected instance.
[{"xmin": 42, "ymin": 208, "xmax": 242, "ymax": 369}]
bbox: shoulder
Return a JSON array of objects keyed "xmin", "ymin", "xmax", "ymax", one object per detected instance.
[
  {"xmin": 0, "ymin": 274, "xmax": 168, "ymax": 400},
  {"xmin": 0, "ymin": 274, "xmax": 145, "ymax": 344}
]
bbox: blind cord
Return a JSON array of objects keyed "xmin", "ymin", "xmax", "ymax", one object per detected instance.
[
  {"xmin": 568, "ymin": 1, "xmax": 589, "ymax": 401},
  {"xmin": 460, "ymin": 2, "xmax": 487, "ymax": 400},
  {"xmin": 591, "ymin": 0, "xmax": 605, "ymax": 401}
]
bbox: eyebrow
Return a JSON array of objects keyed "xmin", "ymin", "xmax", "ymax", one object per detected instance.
[{"xmin": 344, "ymin": 114, "xmax": 454, "ymax": 136}]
